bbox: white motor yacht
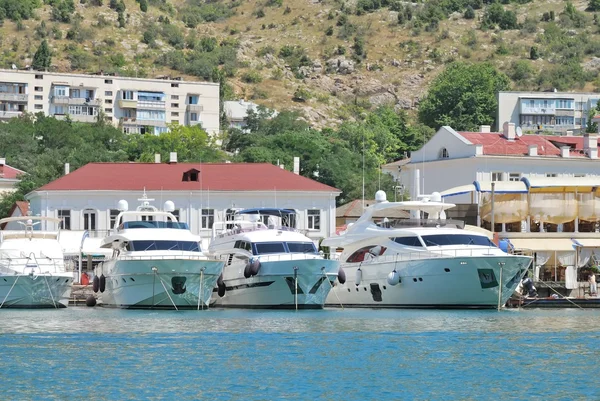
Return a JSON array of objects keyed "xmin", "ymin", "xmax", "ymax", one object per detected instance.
[
  {"xmin": 0, "ymin": 216, "xmax": 73, "ymax": 308},
  {"xmin": 209, "ymin": 208, "xmax": 340, "ymax": 309},
  {"xmin": 95, "ymin": 193, "xmax": 224, "ymax": 309},
  {"xmin": 322, "ymin": 191, "xmax": 533, "ymax": 309}
]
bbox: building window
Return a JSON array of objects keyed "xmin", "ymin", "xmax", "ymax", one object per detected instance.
[
  {"xmin": 83, "ymin": 210, "xmax": 97, "ymax": 231},
  {"xmin": 171, "ymin": 112, "xmax": 179, "ymax": 117},
  {"xmin": 439, "ymin": 148, "xmax": 449, "ymax": 159},
  {"xmin": 109, "ymin": 209, "xmax": 120, "ymax": 230},
  {"xmin": 105, "ymin": 108, "xmax": 113, "ymax": 113},
  {"xmin": 182, "ymin": 169, "xmax": 199, "ymax": 182},
  {"xmin": 202, "ymin": 209, "xmax": 214, "ymax": 229},
  {"xmin": 34, "ymin": 87, "xmax": 43, "ymax": 92},
  {"xmin": 58, "ymin": 209, "xmax": 71, "ymax": 230},
  {"xmin": 34, "ymin": 104, "xmax": 43, "ymax": 110},
  {"xmin": 492, "ymin": 172, "xmax": 503, "ymax": 181},
  {"xmin": 171, "ymin": 103, "xmax": 179, "ymax": 108},
  {"xmin": 546, "ymin": 173, "xmax": 558, "ymax": 178},
  {"xmin": 105, "ymin": 79, "xmax": 113, "ymax": 84},
  {"xmin": 34, "ymin": 95, "xmax": 43, "ymax": 100},
  {"xmin": 171, "ymin": 83, "xmax": 179, "ymax": 88},
  {"xmin": 122, "ymin": 90, "xmax": 134, "ymax": 100},
  {"xmin": 172, "ymin": 95, "xmax": 179, "ymax": 100},
  {"xmin": 574, "ymin": 173, "xmax": 586, "ymax": 178},
  {"xmin": 508, "ymin": 173, "xmax": 521, "ymax": 182},
  {"xmin": 190, "ymin": 113, "xmax": 198, "ymax": 122},
  {"xmin": 307, "ymin": 210, "xmax": 320, "ymax": 230},
  {"xmin": 105, "ymin": 91, "xmax": 113, "ymax": 96},
  {"xmin": 105, "ymin": 99, "xmax": 112, "ymax": 104},
  {"xmin": 35, "ymin": 74, "xmax": 43, "ymax": 79},
  {"xmin": 188, "ymin": 95, "xmax": 199, "ymax": 104}
]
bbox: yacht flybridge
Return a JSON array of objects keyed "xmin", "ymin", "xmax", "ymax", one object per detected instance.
[
  {"xmin": 0, "ymin": 216, "xmax": 73, "ymax": 308},
  {"xmin": 322, "ymin": 191, "xmax": 532, "ymax": 309},
  {"xmin": 95, "ymin": 192, "xmax": 224, "ymax": 309},
  {"xmin": 208, "ymin": 208, "xmax": 340, "ymax": 309}
]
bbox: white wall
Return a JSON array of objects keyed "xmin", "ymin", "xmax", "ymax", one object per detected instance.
[{"xmin": 27, "ymin": 189, "xmax": 338, "ymax": 249}]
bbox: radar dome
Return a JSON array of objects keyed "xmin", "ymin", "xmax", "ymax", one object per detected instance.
[
  {"xmin": 375, "ymin": 190, "xmax": 387, "ymax": 203},
  {"xmin": 117, "ymin": 200, "xmax": 128, "ymax": 212},
  {"xmin": 431, "ymin": 192, "xmax": 442, "ymax": 202},
  {"xmin": 163, "ymin": 200, "xmax": 175, "ymax": 212}
]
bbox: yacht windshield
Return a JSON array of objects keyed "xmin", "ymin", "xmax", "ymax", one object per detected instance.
[
  {"xmin": 286, "ymin": 242, "xmax": 318, "ymax": 254},
  {"xmin": 121, "ymin": 221, "xmax": 189, "ymax": 230},
  {"xmin": 420, "ymin": 234, "xmax": 496, "ymax": 247},
  {"xmin": 254, "ymin": 242, "xmax": 287, "ymax": 254},
  {"xmin": 127, "ymin": 240, "xmax": 201, "ymax": 252},
  {"xmin": 252, "ymin": 241, "xmax": 318, "ymax": 255}
]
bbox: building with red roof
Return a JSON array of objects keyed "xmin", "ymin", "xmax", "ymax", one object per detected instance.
[
  {"xmin": 26, "ymin": 154, "xmax": 341, "ymax": 246},
  {"xmin": 394, "ymin": 124, "xmax": 600, "ymax": 225},
  {"xmin": 0, "ymin": 157, "xmax": 26, "ymax": 195}
]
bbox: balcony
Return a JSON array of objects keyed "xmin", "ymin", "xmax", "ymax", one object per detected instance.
[
  {"xmin": 186, "ymin": 104, "xmax": 203, "ymax": 112},
  {"xmin": 55, "ymin": 114, "xmax": 98, "ymax": 123},
  {"xmin": 119, "ymin": 99, "xmax": 138, "ymax": 109},
  {"xmin": 520, "ymin": 104, "xmax": 556, "ymax": 115},
  {"xmin": 52, "ymin": 96, "xmax": 101, "ymax": 106},
  {"xmin": 137, "ymin": 100, "xmax": 166, "ymax": 110},
  {"xmin": 0, "ymin": 110, "xmax": 23, "ymax": 119},
  {"xmin": 120, "ymin": 117, "xmax": 166, "ymax": 127},
  {"xmin": 0, "ymin": 93, "xmax": 27, "ymax": 102}
]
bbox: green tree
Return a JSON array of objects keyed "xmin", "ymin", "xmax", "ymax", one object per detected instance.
[
  {"xmin": 418, "ymin": 62, "xmax": 511, "ymax": 131},
  {"xmin": 139, "ymin": 0, "xmax": 147, "ymax": 12},
  {"xmin": 590, "ymin": 0, "xmax": 600, "ymax": 11},
  {"xmin": 32, "ymin": 39, "xmax": 52, "ymax": 71}
]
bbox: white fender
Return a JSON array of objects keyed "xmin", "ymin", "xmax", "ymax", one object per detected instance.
[
  {"xmin": 387, "ymin": 270, "xmax": 400, "ymax": 286},
  {"xmin": 355, "ymin": 268, "xmax": 362, "ymax": 286}
]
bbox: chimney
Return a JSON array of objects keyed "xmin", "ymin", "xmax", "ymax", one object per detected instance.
[
  {"xmin": 480, "ymin": 125, "xmax": 491, "ymax": 133},
  {"xmin": 474, "ymin": 144, "xmax": 483, "ymax": 156},
  {"xmin": 560, "ymin": 146, "xmax": 570, "ymax": 158},
  {"xmin": 169, "ymin": 152, "xmax": 177, "ymax": 164},
  {"xmin": 293, "ymin": 157, "xmax": 300, "ymax": 175},
  {"xmin": 528, "ymin": 145, "xmax": 538, "ymax": 156},
  {"xmin": 584, "ymin": 133, "xmax": 598, "ymax": 159},
  {"xmin": 155, "ymin": 154, "xmax": 161, "ymax": 163},
  {"xmin": 502, "ymin": 121, "xmax": 516, "ymax": 141},
  {"xmin": 64, "ymin": 163, "xmax": 70, "ymax": 175},
  {"xmin": 0, "ymin": 157, "xmax": 5, "ymax": 166}
]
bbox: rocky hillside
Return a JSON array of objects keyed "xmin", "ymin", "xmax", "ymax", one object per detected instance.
[{"xmin": 1, "ymin": 0, "xmax": 599, "ymax": 127}]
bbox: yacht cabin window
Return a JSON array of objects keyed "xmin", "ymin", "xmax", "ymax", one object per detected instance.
[
  {"xmin": 255, "ymin": 242, "xmax": 286, "ymax": 254},
  {"xmin": 346, "ymin": 245, "xmax": 387, "ymax": 263},
  {"xmin": 286, "ymin": 242, "xmax": 318, "ymax": 254},
  {"xmin": 252, "ymin": 241, "xmax": 318, "ymax": 255},
  {"xmin": 392, "ymin": 236, "xmax": 423, "ymax": 247},
  {"xmin": 421, "ymin": 234, "xmax": 496, "ymax": 247},
  {"xmin": 126, "ymin": 240, "xmax": 200, "ymax": 252}
]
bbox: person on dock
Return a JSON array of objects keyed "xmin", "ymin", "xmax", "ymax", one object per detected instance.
[{"xmin": 588, "ymin": 272, "xmax": 597, "ymax": 297}]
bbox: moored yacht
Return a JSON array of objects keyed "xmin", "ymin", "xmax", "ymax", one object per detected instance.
[
  {"xmin": 322, "ymin": 191, "xmax": 533, "ymax": 309},
  {"xmin": 95, "ymin": 192, "xmax": 224, "ymax": 309},
  {"xmin": 0, "ymin": 216, "xmax": 73, "ymax": 308},
  {"xmin": 208, "ymin": 208, "xmax": 340, "ymax": 309}
]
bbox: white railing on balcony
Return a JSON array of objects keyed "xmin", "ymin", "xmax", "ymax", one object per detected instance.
[
  {"xmin": 0, "ymin": 93, "xmax": 27, "ymax": 102},
  {"xmin": 520, "ymin": 105, "xmax": 556, "ymax": 115},
  {"xmin": 52, "ymin": 96, "xmax": 101, "ymax": 106},
  {"xmin": 0, "ymin": 110, "xmax": 22, "ymax": 119},
  {"xmin": 137, "ymin": 100, "xmax": 166, "ymax": 109}
]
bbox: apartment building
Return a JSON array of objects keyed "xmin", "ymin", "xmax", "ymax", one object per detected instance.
[
  {"xmin": 498, "ymin": 91, "xmax": 600, "ymax": 135},
  {"xmin": 0, "ymin": 69, "xmax": 220, "ymax": 134}
]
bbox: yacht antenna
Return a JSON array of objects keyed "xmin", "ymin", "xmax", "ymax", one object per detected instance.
[{"xmin": 362, "ymin": 132, "xmax": 365, "ymax": 210}]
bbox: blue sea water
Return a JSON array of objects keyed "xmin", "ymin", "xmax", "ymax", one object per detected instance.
[{"xmin": 1, "ymin": 307, "xmax": 599, "ymax": 401}]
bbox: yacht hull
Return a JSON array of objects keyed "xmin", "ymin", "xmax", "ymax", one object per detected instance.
[
  {"xmin": 325, "ymin": 255, "xmax": 531, "ymax": 309},
  {"xmin": 0, "ymin": 273, "xmax": 73, "ymax": 308},
  {"xmin": 212, "ymin": 259, "xmax": 339, "ymax": 309},
  {"xmin": 97, "ymin": 259, "xmax": 223, "ymax": 309}
]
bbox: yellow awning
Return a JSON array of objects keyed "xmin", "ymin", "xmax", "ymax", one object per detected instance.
[
  {"xmin": 522, "ymin": 177, "xmax": 600, "ymax": 194},
  {"xmin": 509, "ymin": 238, "xmax": 576, "ymax": 252}
]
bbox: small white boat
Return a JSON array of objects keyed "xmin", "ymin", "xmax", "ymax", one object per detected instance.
[
  {"xmin": 95, "ymin": 192, "xmax": 224, "ymax": 309},
  {"xmin": 0, "ymin": 216, "xmax": 73, "ymax": 308},
  {"xmin": 209, "ymin": 208, "xmax": 340, "ymax": 309},
  {"xmin": 322, "ymin": 191, "xmax": 533, "ymax": 309}
]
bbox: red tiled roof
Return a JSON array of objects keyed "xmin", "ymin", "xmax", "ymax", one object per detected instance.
[
  {"xmin": 0, "ymin": 201, "xmax": 29, "ymax": 229},
  {"xmin": 36, "ymin": 162, "xmax": 340, "ymax": 192},
  {"xmin": 0, "ymin": 163, "xmax": 25, "ymax": 180},
  {"xmin": 459, "ymin": 132, "xmax": 562, "ymax": 156}
]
